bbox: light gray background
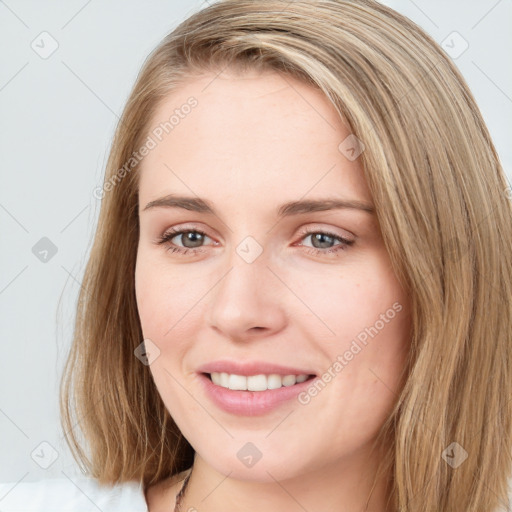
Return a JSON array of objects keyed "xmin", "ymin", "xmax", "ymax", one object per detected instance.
[{"xmin": 0, "ymin": 0, "xmax": 510, "ymax": 484}]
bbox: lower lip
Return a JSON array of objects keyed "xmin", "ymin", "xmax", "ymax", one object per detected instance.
[{"xmin": 197, "ymin": 373, "xmax": 318, "ymax": 416}]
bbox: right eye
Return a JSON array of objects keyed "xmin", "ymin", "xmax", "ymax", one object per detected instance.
[{"xmin": 156, "ymin": 228, "xmax": 215, "ymax": 255}]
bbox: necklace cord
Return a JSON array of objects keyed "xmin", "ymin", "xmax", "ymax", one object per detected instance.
[{"xmin": 173, "ymin": 469, "xmax": 192, "ymax": 512}]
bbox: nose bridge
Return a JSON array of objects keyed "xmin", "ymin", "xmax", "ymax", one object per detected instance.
[{"xmin": 206, "ymin": 239, "xmax": 287, "ymax": 339}]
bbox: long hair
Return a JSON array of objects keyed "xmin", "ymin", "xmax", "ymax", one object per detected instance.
[{"xmin": 59, "ymin": 1, "xmax": 512, "ymax": 510}]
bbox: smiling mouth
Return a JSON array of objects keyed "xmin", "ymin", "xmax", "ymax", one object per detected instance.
[{"xmin": 202, "ymin": 372, "xmax": 317, "ymax": 392}]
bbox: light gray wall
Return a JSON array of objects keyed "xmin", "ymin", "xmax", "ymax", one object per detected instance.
[{"xmin": 0, "ymin": 0, "xmax": 510, "ymax": 483}]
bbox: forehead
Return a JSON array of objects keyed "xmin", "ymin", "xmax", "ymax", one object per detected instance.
[{"xmin": 138, "ymin": 70, "xmax": 372, "ymax": 212}]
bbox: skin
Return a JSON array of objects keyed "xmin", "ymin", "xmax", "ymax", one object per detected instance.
[{"xmin": 135, "ymin": 69, "xmax": 412, "ymax": 511}]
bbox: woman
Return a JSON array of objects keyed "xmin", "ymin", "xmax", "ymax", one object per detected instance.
[{"xmin": 4, "ymin": 0, "xmax": 511, "ymax": 511}]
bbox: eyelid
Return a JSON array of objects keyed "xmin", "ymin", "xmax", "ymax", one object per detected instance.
[
  {"xmin": 295, "ymin": 223, "xmax": 355, "ymax": 242},
  {"xmin": 158, "ymin": 223, "xmax": 218, "ymax": 240},
  {"xmin": 157, "ymin": 223, "xmax": 354, "ymax": 245}
]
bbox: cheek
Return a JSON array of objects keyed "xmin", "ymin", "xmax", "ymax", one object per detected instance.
[
  {"xmin": 134, "ymin": 256, "xmax": 200, "ymax": 412},
  {"xmin": 295, "ymin": 253, "xmax": 410, "ymax": 407},
  {"xmin": 134, "ymin": 252, "xmax": 217, "ymax": 387},
  {"xmin": 284, "ymin": 256, "xmax": 405, "ymax": 345},
  {"xmin": 312, "ymin": 315, "xmax": 409, "ymax": 453},
  {"xmin": 135, "ymin": 252, "xmax": 200, "ymax": 339},
  {"xmin": 135, "ymin": 258, "xmax": 165, "ymax": 337}
]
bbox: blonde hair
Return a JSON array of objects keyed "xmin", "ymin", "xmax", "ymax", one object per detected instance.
[{"xmin": 59, "ymin": 1, "xmax": 512, "ymax": 510}]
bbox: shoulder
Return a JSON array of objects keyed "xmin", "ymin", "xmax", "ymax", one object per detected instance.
[{"xmin": 0, "ymin": 475, "xmax": 148, "ymax": 512}]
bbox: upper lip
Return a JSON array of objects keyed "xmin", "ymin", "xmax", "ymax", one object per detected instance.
[{"xmin": 197, "ymin": 360, "xmax": 316, "ymax": 377}]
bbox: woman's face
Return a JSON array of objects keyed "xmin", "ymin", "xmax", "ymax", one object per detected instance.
[{"xmin": 135, "ymin": 69, "xmax": 411, "ymax": 483}]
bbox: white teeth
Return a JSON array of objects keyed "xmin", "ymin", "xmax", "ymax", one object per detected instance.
[
  {"xmin": 209, "ymin": 372, "xmax": 311, "ymax": 391},
  {"xmin": 219, "ymin": 372, "xmax": 229, "ymax": 388},
  {"xmin": 228, "ymin": 374, "xmax": 246, "ymax": 390},
  {"xmin": 247, "ymin": 374, "xmax": 267, "ymax": 391},
  {"xmin": 267, "ymin": 374, "xmax": 282, "ymax": 390}
]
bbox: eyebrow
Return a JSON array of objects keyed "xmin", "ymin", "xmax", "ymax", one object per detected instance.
[
  {"xmin": 282, "ymin": 198, "xmax": 374, "ymax": 216},
  {"xmin": 142, "ymin": 194, "xmax": 375, "ymax": 217}
]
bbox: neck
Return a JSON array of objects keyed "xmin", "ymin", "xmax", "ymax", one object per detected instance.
[{"xmin": 179, "ymin": 447, "xmax": 392, "ymax": 512}]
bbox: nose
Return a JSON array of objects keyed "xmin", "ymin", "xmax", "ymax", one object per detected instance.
[{"xmin": 205, "ymin": 252, "xmax": 288, "ymax": 342}]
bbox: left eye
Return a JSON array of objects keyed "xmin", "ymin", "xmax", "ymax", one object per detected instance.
[
  {"xmin": 156, "ymin": 228, "xmax": 354, "ymax": 256},
  {"xmin": 300, "ymin": 231, "xmax": 351, "ymax": 250}
]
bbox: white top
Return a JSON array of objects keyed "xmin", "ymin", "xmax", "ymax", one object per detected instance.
[{"xmin": 0, "ymin": 476, "xmax": 148, "ymax": 512}]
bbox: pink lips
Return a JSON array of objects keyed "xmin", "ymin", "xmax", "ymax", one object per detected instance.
[
  {"xmin": 195, "ymin": 360, "xmax": 318, "ymax": 416},
  {"xmin": 197, "ymin": 373, "xmax": 317, "ymax": 416},
  {"xmin": 196, "ymin": 359, "xmax": 316, "ymax": 377}
]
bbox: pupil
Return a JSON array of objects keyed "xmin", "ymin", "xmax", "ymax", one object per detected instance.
[
  {"xmin": 312, "ymin": 233, "xmax": 333, "ymax": 249},
  {"xmin": 183, "ymin": 232, "xmax": 203, "ymax": 248}
]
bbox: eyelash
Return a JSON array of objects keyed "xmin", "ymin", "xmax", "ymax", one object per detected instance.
[{"xmin": 156, "ymin": 227, "xmax": 354, "ymax": 257}]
